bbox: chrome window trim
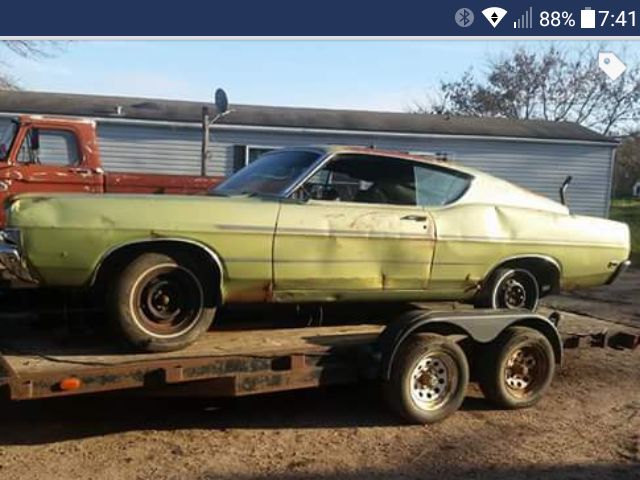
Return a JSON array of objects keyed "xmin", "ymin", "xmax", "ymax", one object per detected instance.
[
  {"xmin": 281, "ymin": 150, "xmax": 336, "ymax": 199},
  {"xmin": 89, "ymin": 238, "xmax": 227, "ymax": 296},
  {"xmin": 283, "ymin": 150, "xmax": 475, "ymax": 206}
]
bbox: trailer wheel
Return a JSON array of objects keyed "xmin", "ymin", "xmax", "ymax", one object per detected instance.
[
  {"xmin": 108, "ymin": 252, "xmax": 216, "ymax": 352},
  {"xmin": 384, "ymin": 334, "xmax": 469, "ymax": 424},
  {"xmin": 478, "ymin": 326, "xmax": 555, "ymax": 409}
]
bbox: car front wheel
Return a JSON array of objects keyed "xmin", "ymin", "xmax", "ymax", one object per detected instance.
[{"xmin": 108, "ymin": 252, "xmax": 216, "ymax": 352}]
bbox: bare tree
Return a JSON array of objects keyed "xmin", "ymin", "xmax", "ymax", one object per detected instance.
[
  {"xmin": 0, "ymin": 41, "xmax": 64, "ymax": 90},
  {"xmin": 415, "ymin": 46, "xmax": 640, "ymax": 136}
]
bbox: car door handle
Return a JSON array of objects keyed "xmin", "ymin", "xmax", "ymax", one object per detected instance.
[{"xmin": 401, "ymin": 215, "xmax": 428, "ymax": 222}]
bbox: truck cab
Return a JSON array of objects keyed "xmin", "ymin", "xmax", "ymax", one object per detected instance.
[
  {"xmin": 0, "ymin": 116, "xmax": 104, "ymax": 223},
  {"xmin": 0, "ymin": 115, "xmax": 223, "ymax": 224}
]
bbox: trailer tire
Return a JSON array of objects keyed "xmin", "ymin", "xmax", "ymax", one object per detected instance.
[
  {"xmin": 108, "ymin": 252, "xmax": 216, "ymax": 352},
  {"xmin": 384, "ymin": 334, "xmax": 469, "ymax": 424},
  {"xmin": 478, "ymin": 326, "xmax": 555, "ymax": 409}
]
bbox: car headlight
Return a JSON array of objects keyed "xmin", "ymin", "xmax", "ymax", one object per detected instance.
[{"xmin": 0, "ymin": 228, "xmax": 21, "ymax": 246}]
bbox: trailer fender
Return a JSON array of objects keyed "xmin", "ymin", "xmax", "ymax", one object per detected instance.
[{"xmin": 378, "ymin": 309, "xmax": 563, "ymax": 381}]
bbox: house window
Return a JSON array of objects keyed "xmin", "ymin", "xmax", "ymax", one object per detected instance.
[
  {"xmin": 232, "ymin": 145, "xmax": 278, "ymax": 173},
  {"xmin": 246, "ymin": 146, "xmax": 275, "ymax": 164}
]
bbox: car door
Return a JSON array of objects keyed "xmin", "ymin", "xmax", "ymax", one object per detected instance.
[
  {"xmin": 273, "ymin": 154, "xmax": 436, "ymax": 298},
  {"xmin": 9, "ymin": 127, "xmax": 103, "ymax": 195}
]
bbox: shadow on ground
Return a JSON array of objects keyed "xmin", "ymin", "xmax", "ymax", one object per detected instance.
[{"xmin": 0, "ymin": 384, "xmax": 497, "ymax": 446}]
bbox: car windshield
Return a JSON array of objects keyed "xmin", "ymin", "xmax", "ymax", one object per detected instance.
[
  {"xmin": 212, "ymin": 149, "xmax": 321, "ymax": 196},
  {"xmin": 0, "ymin": 121, "xmax": 17, "ymax": 161}
]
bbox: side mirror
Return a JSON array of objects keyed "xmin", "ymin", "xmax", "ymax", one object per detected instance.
[
  {"xmin": 29, "ymin": 129, "xmax": 40, "ymax": 151},
  {"xmin": 559, "ymin": 175, "xmax": 572, "ymax": 206}
]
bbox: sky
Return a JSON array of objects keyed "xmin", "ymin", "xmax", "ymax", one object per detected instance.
[{"xmin": 5, "ymin": 40, "xmax": 640, "ymax": 112}]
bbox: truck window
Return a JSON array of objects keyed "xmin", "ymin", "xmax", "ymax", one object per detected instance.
[
  {"xmin": 18, "ymin": 129, "xmax": 80, "ymax": 166},
  {"xmin": 0, "ymin": 121, "xmax": 17, "ymax": 161}
]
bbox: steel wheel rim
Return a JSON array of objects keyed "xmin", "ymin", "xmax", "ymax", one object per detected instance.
[
  {"xmin": 502, "ymin": 278, "xmax": 527, "ymax": 308},
  {"xmin": 492, "ymin": 270, "xmax": 539, "ymax": 311},
  {"xmin": 409, "ymin": 352, "xmax": 458, "ymax": 412},
  {"xmin": 131, "ymin": 264, "xmax": 203, "ymax": 338},
  {"xmin": 504, "ymin": 343, "xmax": 549, "ymax": 398}
]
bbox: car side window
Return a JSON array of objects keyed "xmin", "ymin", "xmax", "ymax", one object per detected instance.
[
  {"xmin": 414, "ymin": 164, "xmax": 471, "ymax": 206},
  {"xmin": 18, "ymin": 129, "xmax": 80, "ymax": 166},
  {"xmin": 302, "ymin": 154, "xmax": 417, "ymax": 206}
]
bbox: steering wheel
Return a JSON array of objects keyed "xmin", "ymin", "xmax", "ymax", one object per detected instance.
[{"xmin": 294, "ymin": 182, "xmax": 314, "ymax": 201}]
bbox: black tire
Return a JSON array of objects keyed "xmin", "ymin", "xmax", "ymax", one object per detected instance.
[
  {"xmin": 108, "ymin": 252, "xmax": 216, "ymax": 352},
  {"xmin": 384, "ymin": 334, "xmax": 469, "ymax": 424},
  {"xmin": 477, "ymin": 268, "xmax": 540, "ymax": 311},
  {"xmin": 478, "ymin": 326, "xmax": 555, "ymax": 409}
]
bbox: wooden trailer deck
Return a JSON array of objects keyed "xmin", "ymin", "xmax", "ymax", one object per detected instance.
[{"xmin": 0, "ymin": 324, "xmax": 385, "ymax": 400}]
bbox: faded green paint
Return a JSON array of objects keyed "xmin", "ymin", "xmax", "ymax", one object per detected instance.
[{"xmin": 4, "ymin": 147, "xmax": 631, "ymax": 305}]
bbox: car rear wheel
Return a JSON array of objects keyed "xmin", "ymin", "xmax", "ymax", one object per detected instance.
[
  {"xmin": 108, "ymin": 252, "xmax": 216, "ymax": 352},
  {"xmin": 477, "ymin": 268, "xmax": 539, "ymax": 311}
]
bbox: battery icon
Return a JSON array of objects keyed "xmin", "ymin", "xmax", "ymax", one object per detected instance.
[{"xmin": 581, "ymin": 7, "xmax": 596, "ymax": 28}]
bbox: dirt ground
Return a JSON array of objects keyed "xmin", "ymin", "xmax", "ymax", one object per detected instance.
[{"xmin": 0, "ymin": 274, "xmax": 638, "ymax": 480}]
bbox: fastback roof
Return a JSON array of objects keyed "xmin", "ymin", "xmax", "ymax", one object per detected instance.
[{"xmin": 0, "ymin": 90, "xmax": 615, "ymax": 144}]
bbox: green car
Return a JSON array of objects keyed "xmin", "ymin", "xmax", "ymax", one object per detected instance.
[{"xmin": 0, "ymin": 147, "xmax": 631, "ymax": 351}]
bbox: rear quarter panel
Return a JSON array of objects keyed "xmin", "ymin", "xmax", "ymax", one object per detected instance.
[{"xmin": 429, "ymin": 203, "xmax": 629, "ymax": 297}]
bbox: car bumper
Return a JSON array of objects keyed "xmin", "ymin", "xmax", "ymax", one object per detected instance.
[
  {"xmin": 0, "ymin": 242, "xmax": 38, "ymax": 283},
  {"xmin": 605, "ymin": 259, "xmax": 631, "ymax": 285}
]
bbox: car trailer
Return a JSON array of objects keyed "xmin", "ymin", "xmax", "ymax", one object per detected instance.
[{"xmin": 0, "ymin": 308, "xmax": 638, "ymax": 424}]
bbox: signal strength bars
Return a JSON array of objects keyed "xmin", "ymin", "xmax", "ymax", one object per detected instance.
[{"xmin": 514, "ymin": 7, "xmax": 533, "ymax": 29}]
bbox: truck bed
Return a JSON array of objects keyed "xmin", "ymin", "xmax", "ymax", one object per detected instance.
[{"xmin": 105, "ymin": 172, "xmax": 223, "ymax": 194}]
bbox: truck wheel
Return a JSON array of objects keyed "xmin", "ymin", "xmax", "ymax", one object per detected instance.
[
  {"xmin": 384, "ymin": 334, "xmax": 469, "ymax": 424},
  {"xmin": 108, "ymin": 252, "xmax": 216, "ymax": 352},
  {"xmin": 478, "ymin": 326, "xmax": 555, "ymax": 409}
]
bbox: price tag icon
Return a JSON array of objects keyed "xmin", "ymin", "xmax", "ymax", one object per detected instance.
[{"xmin": 598, "ymin": 52, "xmax": 626, "ymax": 80}]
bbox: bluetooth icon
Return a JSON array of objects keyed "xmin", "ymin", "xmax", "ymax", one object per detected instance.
[{"xmin": 455, "ymin": 8, "xmax": 474, "ymax": 27}]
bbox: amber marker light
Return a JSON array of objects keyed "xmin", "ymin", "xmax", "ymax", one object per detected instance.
[{"xmin": 59, "ymin": 377, "xmax": 82, "ymax": 391}]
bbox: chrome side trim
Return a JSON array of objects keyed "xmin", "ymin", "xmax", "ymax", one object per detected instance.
[
  {"xmin": 89, "ymin": 238, "xmax": 226, "ymax": 292},
  {"xmin": 485, "ymin": 254, "xmax": 563, "ymax": 277},
  {"xmin": 439, "ymin": 235, "xmax": 621, "ymax": 249},
  {"xmin": 216, "ymin": 224, "xmax": 432, "ymax": 240}
]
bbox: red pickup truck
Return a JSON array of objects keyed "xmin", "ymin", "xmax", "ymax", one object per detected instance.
[{"xmin": 0, "ymin": 115, "xmax": 223, "ymax": 224}]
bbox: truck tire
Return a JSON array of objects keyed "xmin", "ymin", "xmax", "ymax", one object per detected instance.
[
  {"xmin": 478, "ymin": 326, "xmax": 555, "ymax": 409},
  {"xmin": 384, "ymin": 334, "xmax": 469, "ymax": 424},
  {"xmin": 108, "ymin": 252, "xmax": 216, "ymax": 352}
]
